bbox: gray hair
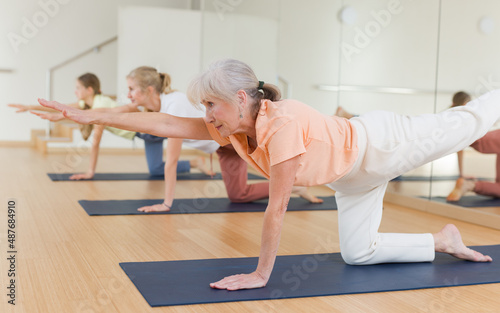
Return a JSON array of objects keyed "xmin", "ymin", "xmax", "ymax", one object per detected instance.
[{"xmin": 188, "ymin": 59, "xmax": 280, "ymax": 117}]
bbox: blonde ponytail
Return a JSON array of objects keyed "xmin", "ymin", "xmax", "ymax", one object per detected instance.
[{"xmin": 158, "ymin": 72, "xmax": 174, "ymax": 94}]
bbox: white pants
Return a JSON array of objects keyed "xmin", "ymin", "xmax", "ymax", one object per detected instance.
[{"xmin": 326, "ymin": 90, "xmax": 500, "ymax": 265}]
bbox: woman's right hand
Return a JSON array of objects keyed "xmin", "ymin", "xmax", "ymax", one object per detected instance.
[
  {"xmin": 69, "ymin": 172, "xmax": 95, "ymax": 180},
  {"xmin": 36, "ymin": 98, "xmax": 94, "ymax": 124},
  {"xmin": 8, "ymin": 104, "xmax": 30, "ymax": 113}
]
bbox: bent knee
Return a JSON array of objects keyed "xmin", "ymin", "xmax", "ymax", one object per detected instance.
[
  {"xmin": 341, "ymin": 249, "xmax": 375, "ymax": 265},
  {"xmin": 341, "ymin": 254, "xmax": 364, "ymax": 265},
  {"xmin": 228, "ymin": 192, "xmax": 252, "ymax": 203},
  {"xmin": 227, "ymin": 188, "xmax": 265, "ymax": 203},
  {"xmin": 148, "ymin": 166, "xmax": 164, "ymax": 176}
]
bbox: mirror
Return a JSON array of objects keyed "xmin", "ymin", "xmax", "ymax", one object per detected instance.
[
  {"xmin": 336, "ymin": 0, "xmax": 441, "ymax": 199},
  {"xmin": 432, "ymin": 0, "xmax": 500, "ymax": 209}
]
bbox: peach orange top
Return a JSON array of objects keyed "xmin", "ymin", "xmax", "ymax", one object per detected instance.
[{"xmin": 205, "ymin": 99, "xmax": 358, "ymax": 186}]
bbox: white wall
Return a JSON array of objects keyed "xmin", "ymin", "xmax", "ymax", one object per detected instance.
[
  {"xmin": 202, "ymin": 12, "xmax": 278, "ymax": 84},
  {"xmin": 277, "ymin": 0, "xmax": 344, "ymax": 115},
  {"xmin": 201, "ymin": 0, "xmax": 280, "ymax": 22},
  {"xmin": 117, "ymin": 6, "xmax": 202, "ymax": 101},
  {"xmin": 0, "ymin": 0, "xmax": 189, "ymax": 142}
]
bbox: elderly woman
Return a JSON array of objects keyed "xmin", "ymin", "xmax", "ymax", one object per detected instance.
[{"xmin": 37, "ymin": 59, "xmax": 495, "ymax": 291}]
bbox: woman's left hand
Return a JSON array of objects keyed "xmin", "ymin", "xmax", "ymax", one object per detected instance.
[
  {"xmin": 137, "ymin": 203, "xmax": 170, "ymax": 212},
  {"xmin": 69, "ymin": 172, "xmax": 95, "ymax": 180},
  {"xmin": 210, "ymin": 271, "xmax": 268, "ymax": 291},
  {"xmin": 31, "ymin": 111, "xmax": 65, "ymax": 122},
  {"xmin": 36, "ymin": 99, "xmax": 95, "ymax": 124}
]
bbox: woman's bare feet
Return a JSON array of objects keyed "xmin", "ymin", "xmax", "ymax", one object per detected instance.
[
  {"xmin": 335, "ymin": 106, "xmax": 354, "ymax": 119},
  {"xmin": 291, "ymin": 186, "xmax": 323, "ymax": 203},
  {"xmin": 190, "ymin": 157, "xmax": 215, "ymax": 176},
  {"xmin": 433, "ymin": 224, "xmax": 492, "ymax": 262},
  {"xmin": 446, "ymin": 178, "xmax": 476, "ymax": 201}
]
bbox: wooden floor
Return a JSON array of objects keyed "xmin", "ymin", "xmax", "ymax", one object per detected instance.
[{"xmin": 1, "ymin": 147, "xmax": 500, "ymax": 313}]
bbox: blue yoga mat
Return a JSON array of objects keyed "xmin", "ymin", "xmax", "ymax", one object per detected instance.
[
  {"xmin": 430, "ymin": 195, "xmax": 500, "ymax": 208},
  {"xmin": 79, "ymin": 196, "xmax": 336, "ymax": 216},
  {"xmin": 47, "ymin": 172, "xmax": 265, "ymax": 181},
  {"xmin": 120, "ymin": 245, "xmax": 500, "ymax": 307}
]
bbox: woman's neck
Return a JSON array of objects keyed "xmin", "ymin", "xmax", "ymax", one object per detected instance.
[
  {"xmin": 152, "ymin": 94, "xmax": 162, "ymax": 112},
  {"xmin": 144, "ymin": 93, "xmax": 162, "ymax": 112}
]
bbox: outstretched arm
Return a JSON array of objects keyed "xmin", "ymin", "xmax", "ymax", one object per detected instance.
[
  {"xmin": 210, "ymin": 155, "xmax": 301, "ymax": 290},
  {"xmin": 9, "ymin": 102, "xmax": 79, "ymax": 113},
  {"xmin": 30, "ymin": 111, "xmax": 66, "ymax": 122},
  {"xmin": 31, "ymin": 103, "xmax": 138, "ymax": 122},
  {"xmin": 37, "ymin": 98, "xmax": 212, "ymax": 140},
  {"xmin": 457, "ymin": 150, "xmax": 464, "ymax": 177},
  {"xmin": 92, "ymin": 103, "xmax": 139, "ymax": 113}
]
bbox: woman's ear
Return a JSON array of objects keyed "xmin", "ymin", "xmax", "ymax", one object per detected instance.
[
  {"xmin": 236, "ymin": 89, "xmax": 247, "ymax": 106},
  {"xmin": 146, "ymin": 85, "xmax": 156, "ymax": 96}
]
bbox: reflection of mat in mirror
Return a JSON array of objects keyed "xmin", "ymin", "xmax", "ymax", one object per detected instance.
[
  {"xmin": 429, "ymin": 195, "xmax": 500, "ymax": 208},
  {"xmin": 392, "ymin": 175, "xmax": 490, "ymax": 182}
]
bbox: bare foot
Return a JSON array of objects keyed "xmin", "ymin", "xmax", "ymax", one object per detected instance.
[
  {"xmin": 335, "ymin": 106, "xmax": 354, "ymax": 119},
  {"xmin": 446, "ymin": 178, "xmax": 476, "ymax": 201},
  {"xmin": 190, "ymin": 157, "xmax": 215, "ymax": 176},
  {"xmin": 433, "ymin": 224, "xmax": 492, "ymax": 262},
  {"xmin": 291, "ymin": 186, "xmax": 323, "ymax": 203}
]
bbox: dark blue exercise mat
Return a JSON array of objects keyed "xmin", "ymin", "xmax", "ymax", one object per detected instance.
[
  {"xmin": 120, "ymin": 245, "xmax": 500, "ymax": 307},
  {"xmin": 430, "ymin": 195, "xmax": 500, "ymax": 208},
  {"xmin": 79, "ymin": 196, "xmax": 336, "ymax": 216},
  {"xmin": 47, "ymin": 172, "xmax": 265, "ymax": 181}
]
